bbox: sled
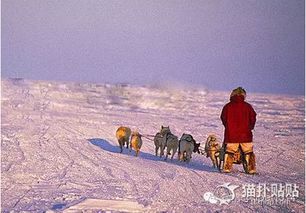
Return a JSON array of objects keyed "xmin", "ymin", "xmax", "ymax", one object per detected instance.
[{"xmin": 217, "ymin": 146, "xmax": 244, "ymax": 171}]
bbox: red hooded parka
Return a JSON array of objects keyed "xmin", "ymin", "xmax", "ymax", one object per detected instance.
[{"xmin": 220, "ymin": 95, "xmax": 257, "ymax": 143}]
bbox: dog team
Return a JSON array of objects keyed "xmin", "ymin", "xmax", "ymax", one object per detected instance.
[
  {"xmin": 115, "ymin": 125, "xmax": 255, "ymax": 175},
  {"xmin": 115, "ymin": 87, "xmax": 257, "ymax": 174},
  {"xmin": 115, "ymin": 125, "xmax": 200, "ymax": 162}
]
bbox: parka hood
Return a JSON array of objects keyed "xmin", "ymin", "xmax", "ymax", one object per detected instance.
[
  {"xmin": 230, "ymin": 95, "xmax": 245, "ymax": 102},
  {"xmin": 230, "ymin": 87, "xmax": 246, "ymax": 101}
]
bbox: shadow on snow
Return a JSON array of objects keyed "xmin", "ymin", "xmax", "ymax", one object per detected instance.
[{"xmin": 88, "ymin": 138, "xmax": 217, "ymax": 173}]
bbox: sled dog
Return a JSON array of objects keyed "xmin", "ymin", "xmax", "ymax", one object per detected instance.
[
  {"xmin": 154, "ymin": 132, "xmax": 164, "ymax": 157},
  {"xmin": 159, "ymin": 126, "xmax": 179, "ymax": 161},
  {"xmin": 130, "ymin": 131, "xmax": 143, "ymax": 157},
  {"xmin": 205, "ymin": 134, "xmax": 221, "ymax": 168},
  {"xmin": 116, "ymin": 126, "xmax": 131, "ymax": 153},
  {"xmin": 178, "ymin": 133, "xmax": 195, "ymax": 163}
]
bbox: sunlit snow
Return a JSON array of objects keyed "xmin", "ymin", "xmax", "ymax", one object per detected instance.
[{"xmin": 1, "ymin": 78, "xmax": 304, "ymax": 212}]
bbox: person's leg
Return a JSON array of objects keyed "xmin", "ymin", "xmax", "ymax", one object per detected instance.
[
  {"xmin": 240, "ymin": 143, "xmax": 256, "ymax": 174},
  {"xmin": 223, "ymin": 143, "xmax": 239, "ymax": 173}
]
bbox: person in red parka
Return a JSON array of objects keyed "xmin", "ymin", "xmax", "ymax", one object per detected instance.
[{"xmin": 220, "ymin": 87, "xmax": 256, "ymax": 174}]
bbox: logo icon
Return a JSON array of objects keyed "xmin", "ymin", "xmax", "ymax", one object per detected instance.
[{"xmin": 203, "ymin": 183, "xmax": 239, "ymax": 205}]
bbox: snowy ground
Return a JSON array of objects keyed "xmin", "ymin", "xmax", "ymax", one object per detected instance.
[{"xmin": 1, "ymin": 78, "xmax": 305, "ymax": 212}]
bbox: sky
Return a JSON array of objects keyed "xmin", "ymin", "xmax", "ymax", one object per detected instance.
[{"xmin": 2, "ymin": 0, "xmax": 305, "ymax": 95}]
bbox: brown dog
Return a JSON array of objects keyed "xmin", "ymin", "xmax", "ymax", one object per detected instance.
[
  {"xmin": 205, "ymin": 135, "xmax": 221, "ymax": 168},
  {"xmin": 116, "ymin": 126, "xmax": 131, "ymax": 153},
  {"xmin": 130, "ymin": 131, "xmax": 143, "ymax": 157}
]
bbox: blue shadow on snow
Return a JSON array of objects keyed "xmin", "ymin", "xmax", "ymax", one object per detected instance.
[
  {"xmin": 88, "ymin": 138, "xmax": 217, "ymax": 172},
  {"xmin": 51, "ymin": 203, "xmax": 66, "ymax": 210}
]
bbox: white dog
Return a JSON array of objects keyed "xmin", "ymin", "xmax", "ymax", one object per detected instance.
[
  {"xmin": 154, "ymin": 132, "xmax": 163, "ymax": 157},
  {"xmin": 159, "ymin": 126, "xmax": 179, "ymax": 161},
  {"xmin": 178, "ymin": 133, "xmax": 195, "ymax": 163}
]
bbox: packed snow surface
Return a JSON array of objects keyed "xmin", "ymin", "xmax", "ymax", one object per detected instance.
[{"xmin": 1, "ymin": 79, "xmax": 305, "ymax": 212}]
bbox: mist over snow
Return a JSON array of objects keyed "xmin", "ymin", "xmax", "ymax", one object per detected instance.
[{"xmin": 1, "ymin": 78, "xmax": 305, "ymax": 212}]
